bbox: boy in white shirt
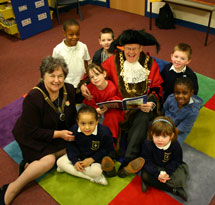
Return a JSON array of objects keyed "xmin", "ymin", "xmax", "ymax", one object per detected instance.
[{"xmin": 53, "ymin": 19, "xmax": 91, "ymax": 102}]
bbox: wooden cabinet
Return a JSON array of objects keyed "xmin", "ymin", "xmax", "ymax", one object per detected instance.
[{"xmin": 110, "ymin": 0, "xmax": 145, "ymax": 16}]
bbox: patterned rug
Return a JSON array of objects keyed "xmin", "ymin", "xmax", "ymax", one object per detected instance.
[{"xmin": 1, "ymin": 58, "xmax": 215, "ymax": 204}]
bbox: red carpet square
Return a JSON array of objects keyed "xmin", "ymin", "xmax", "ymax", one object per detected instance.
[
  {"xmin": 192, "ymin": 0, "xmax": 215, "ymax": 5},
  {"xmin": 109, "ymin": 175, "xmax": 182, "ymax": 205},
  {"xmin": 204, "ymin": 94, "xmax": 215, "ymax": 111}
]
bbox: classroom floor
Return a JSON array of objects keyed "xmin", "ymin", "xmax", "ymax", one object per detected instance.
[{"xmin": 0, "ymin": 3, "xmax": 215, "ymax": 205}]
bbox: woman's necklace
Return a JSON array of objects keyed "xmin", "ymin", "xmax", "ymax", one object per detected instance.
[
  {"xmin": 33, "ymin": 85, "xmax": 68, "ymax": 121},
  {"xmin": 58, "ymin": 97, "xmax": 65, "ymax": 121}
]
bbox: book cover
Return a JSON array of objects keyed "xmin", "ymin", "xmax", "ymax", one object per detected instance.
[{"xmin": 96, "ymin": 95, "xmax": 147, "ymax": 110}]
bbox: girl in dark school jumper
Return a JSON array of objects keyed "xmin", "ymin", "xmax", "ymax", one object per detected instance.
[
  {"xmin": 141, "ymin": 116, "xmax": 189, "ymax": 201},
  {"xmin": 57, "ymin": 105, "xmax": 114, "ymax": 185}
]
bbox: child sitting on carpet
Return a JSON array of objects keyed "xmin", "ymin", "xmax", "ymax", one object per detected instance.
[
  {"xmin": 141, "ymin": 116, "xmax": 189, "ymax": 201},
  {"xmin": 83, "ymin": 63, "xmax": 124, "ymax": 142},
  {"xmin": 92, "ymin": 27, "xmax": 115, "ymax": 65},
  {"xmin": 163, "ymin": 77, "xmax": 203, "ymax": 144},
  {"xmin": 161, "ymin": 43, "xmax": 199, "ymax": 102},
  {"xmin": 56, "ymin": 105, "xmax": 114, "ymax": 185}
]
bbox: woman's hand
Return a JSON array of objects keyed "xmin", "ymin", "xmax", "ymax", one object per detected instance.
[
  {"xmin": 74, "ymin": 161, "xmax": 84, "ymax": 172},
  {"xmin": 138, "ymin": 102, "xmax": 154, "ymax": 113},
  {"xmin": 80, "ymin": 84, "xmax": 93, "ymax": 100},
  {"xmin": 54, "ymin": 130, "xmax": 75, "ymax": 141},
  {"xmin": 80, "ymin": 158, "xmax": 94, "ymax": 168}
]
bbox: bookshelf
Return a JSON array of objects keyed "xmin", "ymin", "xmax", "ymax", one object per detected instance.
[{"xmin": 0, "ymin": 0, "xmax": 53, "ymax": 39}]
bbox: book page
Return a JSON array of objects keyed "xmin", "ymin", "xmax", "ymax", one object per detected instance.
[
  {"xmin": 122, "ymin": 95, "xmax": 147, "ymax": 110},
  {"xmin": 96, "ymin": 100, "xmax": 123, "ymax": 109},
  {"xmin": 96, "ymin": 95, "xmax": 147, "ymax": 110},
  {"xmin": 124, "ymin": 98, "xmax": 144, "ymax": 109}
]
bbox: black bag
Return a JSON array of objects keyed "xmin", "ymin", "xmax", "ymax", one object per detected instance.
[{"xmin": 155, "ymin": 3, "xmax": 175, "ymax": 29}]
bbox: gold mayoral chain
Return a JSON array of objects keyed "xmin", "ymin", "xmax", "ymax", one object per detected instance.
[
  {"xmin": 33, "ymin": 85, "xmax": 68, "ymax": 121},
  {"xmin": 119, "ymin": 52, "xmax": 150, "ymax": 94}
]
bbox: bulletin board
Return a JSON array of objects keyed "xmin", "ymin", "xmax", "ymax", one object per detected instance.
[{"xmin": 11, "ymin": 0, "xmax": 52, "ymax": 40}]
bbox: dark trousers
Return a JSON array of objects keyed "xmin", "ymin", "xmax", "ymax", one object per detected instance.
[
  {"xmin": 124, "ymin": 110, "xmax": 153, "ymax": 162},
  {"xmin": 141, "ymin": 169, "xmax": 172, "ymax": 192},
  {"xmin": 141, "ymin": 163, "xmax": 189, "ymax": 192}
]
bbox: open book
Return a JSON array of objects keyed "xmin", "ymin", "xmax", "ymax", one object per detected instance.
[{"xmin": 96, "ymin": 95, "xmax": 147, "ymax": 110}]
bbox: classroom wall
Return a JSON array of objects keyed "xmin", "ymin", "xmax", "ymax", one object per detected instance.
[
  {"xmin": 147, "ymin": 1, "xmax": 215, "ymax": 28},
  {"xmin": 110, "ymin": 0, "xmax": 145, "ymax": 16},
  {"xmin": 49, "ymin": 0, "xmax": 215, "ymax": 30},
  {"xmin": 49, "ymin": 0, "xmax": 108, "ymax": 8}
]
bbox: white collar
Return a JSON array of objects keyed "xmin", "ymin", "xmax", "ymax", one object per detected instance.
[
  {"xmin": 189, "ymin": 97, "xmax": 194, "ymax": 104},
  {"xmin": 63, "ymin": 39, "xmax": 78, "ymax": 50},
  {"xmin": 78, "ymin": 125, "xmax": 98, "ymax": 135},
  {"xmin": 170, "ymin": 64, "xmax": 186, "ymax": 73},
  {"xmin": 155, "ymin": 141, "xmax": 171, "ymax": 150}
]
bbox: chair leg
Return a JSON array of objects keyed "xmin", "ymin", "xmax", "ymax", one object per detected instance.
[
  {"xmin": 76, "ymin": 5, "xmax": 78, "ymax": 14},
  {"xmin": 205, "ymin": 11, "xmax": 212, "ymax": 46},
  {"xmin": 55, "ymin": 5, "xmax": 61, "ymax": 24},
  {"xmin": 149, "ymin": 2, "xmax": 152, "ymax": 30},
  {"xmin": 77, "ymin": 3, "xmax": 83, "ymax": 21}
]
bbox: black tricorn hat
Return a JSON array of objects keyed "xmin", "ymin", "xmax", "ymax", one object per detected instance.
[{"xmin": 109, "ymin": 29, "xmax": 160, "ymax": 53}]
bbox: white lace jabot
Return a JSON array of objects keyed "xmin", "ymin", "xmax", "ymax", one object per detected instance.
[{"xmin": 121, "ymin": 60, "xmax": 150, "ymax": 83}]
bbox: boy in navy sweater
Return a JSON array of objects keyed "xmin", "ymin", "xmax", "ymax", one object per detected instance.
[{"xmin": 161, "ymin": 43, "xmax": 198, "ymax": 102}]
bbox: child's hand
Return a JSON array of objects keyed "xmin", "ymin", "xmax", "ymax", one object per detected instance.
[
  {"xmin": 80, "ymin": 158, "xmax": 95, "ymax": 168},
  {"xmin": 74, "ymin": 161, "xmax": 84, "ymax": 172},
  {"xmin": 96, "ymin": 107, "xmax": 108, "ymax": 115},
  {"xmin": 158, "ymin": 171, "xmax": 170, "ymax": 183}
]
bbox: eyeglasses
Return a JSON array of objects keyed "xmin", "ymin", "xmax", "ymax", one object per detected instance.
[{"xmin": 124, "ymin": 46, "xmax": 141, "ymax": 52}]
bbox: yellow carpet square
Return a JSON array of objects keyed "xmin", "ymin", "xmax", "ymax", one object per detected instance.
[{"xmin": 185, "ymin": 107, "xmax": 215, "ymax": 158}]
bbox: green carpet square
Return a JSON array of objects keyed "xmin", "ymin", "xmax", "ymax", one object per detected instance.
[
  {"xmin": 185, "ymin": 107, "xmax": 215, "ymax": 158},
  {"xmin": 196, "ymin": 73, "xmax": 215, "ymax": 105},
  {"xmin": 39, "ymin": 162, "xmax": 135, "ymax": 205}
]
